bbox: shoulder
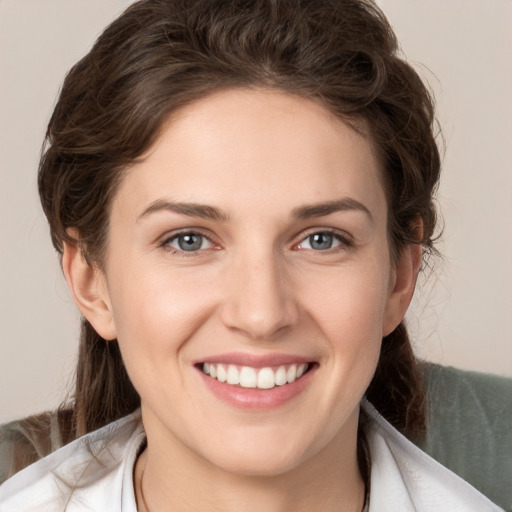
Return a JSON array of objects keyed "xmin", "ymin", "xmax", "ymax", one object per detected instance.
[
  {"xmin": 420, "ymin": 362, "xmax": 512, "ymax": 419},
  {"xmin": 0, "ymin": 408, "xmax": 75, "ymax": 485},
  {"xmin": 362, "ymin": 400, "xmax": 504, "ymax": 512},
  {"xmin": 0, "ymin": 411, "xmax": 144, "ymax": 511},
  {"xmin": 418, "ymin": 363, "xmax": 512, "ymax": 509}
]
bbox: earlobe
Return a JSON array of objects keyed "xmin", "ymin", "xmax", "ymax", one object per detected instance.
[
  {"xmin": 382, "ymin": 241, "xmax": 422, "ymax": 337},
  {"xmin": 62, "ymin": 232, "xmax": 117, "ymax": 340}
]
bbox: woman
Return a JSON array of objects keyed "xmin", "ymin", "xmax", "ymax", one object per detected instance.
[{"xmin": 0, "ymin": 0, "xmax": 503, "ymax": 510}]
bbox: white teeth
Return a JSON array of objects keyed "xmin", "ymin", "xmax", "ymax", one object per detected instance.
[
  {"xmin": 257, "ymin": 367, "xmax": 275, "ymax": 389},
  {"xmin": 297, "ymin": 363, "xmax": 307, "ymax": 378},
  {"xmin": 275, "ymin": 365, "xmax": 287, "ymax": 386},
  {"xmin": 227, "ymin": 365, "xmax": 240, "ymax": 385},
  {"xmin": 202, "ymin": 362, "xmax": 310, "ymax": 389},
  {"xmin": 239, "ymin": 367, "xmax": 257, "ymax": 388},
  {"xmin": 286, "ymin": 365, "xmax": 297, "ymax": 383},
  {"xmin": 216, "ymin": 365, "xmax": 227, "ymax": 383}
]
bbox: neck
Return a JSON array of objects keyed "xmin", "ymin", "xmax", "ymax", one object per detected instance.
[{"xmin": 134, "ymin": 411, "xmax": 365, "ymax": 512}]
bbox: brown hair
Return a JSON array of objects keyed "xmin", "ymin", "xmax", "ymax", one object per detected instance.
[{"xmin": 38, "ymin": 0, "xmax": 440, "ymax": 440}]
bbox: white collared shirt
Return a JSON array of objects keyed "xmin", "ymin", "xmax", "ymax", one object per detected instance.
[{"xmin": 0, "ymin": 403, "xmax": 503, "ymax": 511}]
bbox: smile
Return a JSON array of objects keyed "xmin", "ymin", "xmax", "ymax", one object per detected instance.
[{"xmin": 202, "ymin": 363, "xmax": 310, "ymax": 389}]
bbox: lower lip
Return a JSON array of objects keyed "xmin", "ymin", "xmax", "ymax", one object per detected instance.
[{"xmin": 197, "ymin": 365, "xmax": 316, "ymax": 410}]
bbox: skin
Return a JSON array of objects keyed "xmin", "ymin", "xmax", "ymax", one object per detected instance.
[{"xmin": 63, "ymin": 89, "xmax": 421, "ymax": 512}]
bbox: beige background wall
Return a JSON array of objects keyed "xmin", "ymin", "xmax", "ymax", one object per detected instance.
[{"xmin": 1, "ymin": 0, "xmax": 511, "ymax": 423}]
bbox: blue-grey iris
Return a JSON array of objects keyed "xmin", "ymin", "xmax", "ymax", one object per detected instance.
[
  {"xmin": 178, "ymin": 234, "xmax": 203, "ymax": 251},
  {"xmin": 309, "ymin": 233, "xmax": 333, "ymax": 250}
]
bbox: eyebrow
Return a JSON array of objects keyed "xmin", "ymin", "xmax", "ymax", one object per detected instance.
[
  {"xmin": 137, "ymin": 197, "xmax": 372, "ymax": 223},
  {"xmin": 137, "ymin": 200, "xmax": 229, "ymax": 222},
  {"xmin": 292, "ymin": 198, "xmax": 373, "ymax": 222}
]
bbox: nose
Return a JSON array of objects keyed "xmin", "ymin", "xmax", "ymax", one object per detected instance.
[{"xmin": 220, "ymin": 250, "xmax": 299, "ymax": 340}]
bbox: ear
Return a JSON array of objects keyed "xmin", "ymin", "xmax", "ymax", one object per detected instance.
[
  {"xmin": 382, "ymin": 236, "xmax": 423, "ymax": 337},
  {"xmin": 62, "ymin": 230, "xmax": 117, "ymax": 340}
]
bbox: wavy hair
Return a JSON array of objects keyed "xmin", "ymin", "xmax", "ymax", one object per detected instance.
[{"xmin": 37, "ymin": 0, "xmax": 440, "ymax": 440}]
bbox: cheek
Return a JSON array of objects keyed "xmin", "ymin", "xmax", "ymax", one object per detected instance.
[
  {"xmin": 107, "ymin": 264, "xmax": 217, "ymax": 377},
  {"xmin": 302, "ymin": 263, "xmax": 390, "ymax": 343},
  {"xmin": 299, "ymin": 261, "xmax": 389, "ymax": 396},
  {"xmin": 291, "ymin": 264, "xmax": 388, "ymax": 448}
]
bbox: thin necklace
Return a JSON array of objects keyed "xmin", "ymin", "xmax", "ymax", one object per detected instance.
[{"xmin": 136, "ymin": 458, "xmax": 367, "ymax": 512}]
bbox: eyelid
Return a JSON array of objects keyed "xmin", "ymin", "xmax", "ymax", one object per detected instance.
[
  {"xmin": 160, "ymin": 228, "xmax": 220, "ymax": 253},
  {"xmin": 157, "ymin": 226, "xmax": 353, "ymax": 254},
  {"xmin": 293, "ymin": 227, "xmax": 353, "ymax": 250}
]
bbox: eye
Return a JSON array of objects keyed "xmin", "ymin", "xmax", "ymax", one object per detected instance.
[
  {"xmin": 164, "ymin": 232, "xmax": 214, "ymax": 252},
  {"xmin": 297, "ymin": 231, "xmax": 349, "ymax": 251}
]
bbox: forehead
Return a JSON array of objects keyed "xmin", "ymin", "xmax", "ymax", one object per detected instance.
[{"xmin": 114, "ymin": 88, "xmax": 386, "ymax": 223}]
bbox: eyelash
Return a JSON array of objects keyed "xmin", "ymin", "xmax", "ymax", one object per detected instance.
[
  {"xmin": 160, "ymin": 228, "xmax": 353, "ymax": 256},
  {"xmin": 294, "ymin": 229, "xmax": 353, "ymax": 252},
  {"xmin": 161, "ymin": 230, "xmax": 217, "ymax": 256}
]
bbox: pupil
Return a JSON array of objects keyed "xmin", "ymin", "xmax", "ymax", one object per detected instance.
[
  {"xmin": 178, "ymin": 234, "xmax": 202, "ymax": 251},
  {"xmin": 310, "ymin": 233, "xmax": 332, "ymax": 250}
]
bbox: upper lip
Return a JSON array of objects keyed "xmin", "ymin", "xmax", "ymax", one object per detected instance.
[{"xmin": 196, "ymin": 352, "xmax": 314, "ymax": 368}]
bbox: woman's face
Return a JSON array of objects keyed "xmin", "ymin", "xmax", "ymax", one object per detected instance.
[{"xmin": 82, "ymin": 89, "xmax": 413, "ymax": 476}]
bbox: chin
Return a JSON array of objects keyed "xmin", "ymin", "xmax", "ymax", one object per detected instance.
[
  {"xmin": 211, "ymin": 450, "xmax": 306, "ymax": 478},
  {"xmin": 197, "ymin": 429, "xmax": 315, "ymax": 478}
]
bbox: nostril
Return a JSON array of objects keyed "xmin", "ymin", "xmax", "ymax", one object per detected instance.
[{"xmin": 220, "ymin": 304, "xmax": 299, "ymax": 341}]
